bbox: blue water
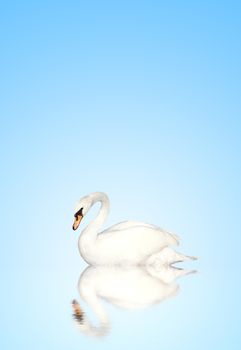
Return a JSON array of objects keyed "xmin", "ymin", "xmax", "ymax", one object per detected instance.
[{"xmin": 1, "ymin": 1, "xmax": 241, "ymax": 349}]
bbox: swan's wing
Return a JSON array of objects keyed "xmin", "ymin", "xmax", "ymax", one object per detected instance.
[
  {"xmin": 103, "ymin": 221, "xmax": 159, "ymax": 232},
  {"xmin": 102, "ymin": 221, "xmax": 180, "ymax": 243},
  {"xmin": 96, "ymin": 226, "xmax": 180, "ymax": 265}
]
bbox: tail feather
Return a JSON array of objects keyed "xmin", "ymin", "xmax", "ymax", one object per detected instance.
[
  {"xmin": 146, "ymin": 247, "xmax": 198, "ymax": 266},
  {"xmin": 166, "ymin": 231, "xmax": 181, "ymax": 246},
  {"xmin": 146, "ymin": 265, "xmax": 197, "ymax": 283}
]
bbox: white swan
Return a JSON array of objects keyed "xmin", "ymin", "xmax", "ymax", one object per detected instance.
[
  {"xmin": 72, "ymin": 265, "xmax": 196, "ymax": 337},
  {"xmin": 72, "ymin": 192, "xmax": 196, "ymax": 266}
]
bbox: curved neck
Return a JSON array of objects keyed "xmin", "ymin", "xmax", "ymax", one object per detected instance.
[
  {"xmin": 77, "ymin": 268, "xmax": 110, "ymax": 337},
  {"xmin": 83, "ymin": 293, "xmax": 109, "ymax": 336},
  {"xmin": 78, "ymin": 192, "xmax": 109, "ymax": 248},
  {"xmin": 73, "ymin": 296, "xmax": 109, "ymax": 337}
]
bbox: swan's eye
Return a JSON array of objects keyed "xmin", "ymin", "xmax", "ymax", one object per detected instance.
[{"xmin": 74, "ymin": 207, "xmax": 83, "ymax": 218}]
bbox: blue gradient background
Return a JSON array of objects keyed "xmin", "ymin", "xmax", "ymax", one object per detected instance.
[{"xmin": 1, "ymin": 1, "xmax": 241, "ymax": 349}]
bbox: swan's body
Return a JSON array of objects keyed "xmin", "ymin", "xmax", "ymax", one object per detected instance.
[
  {"xmin": 72, "ymin": 265, "xmax": 195, "ymax": 337},
  {"xmin": 73, "ymin": 192, "xmax": 196, "ymax": 266}
]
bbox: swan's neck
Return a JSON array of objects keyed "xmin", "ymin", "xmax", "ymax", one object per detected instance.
[
  {"xmin": 78, "ymin": 269, "xmax": 109, "ymax": 336},
  {"xmin": 78, "ymin": 293, "xmax": 109, "ymax": 337},
  {"xmin": 78, "ymin": 192, "xmax": 109, "ymax": 253}
]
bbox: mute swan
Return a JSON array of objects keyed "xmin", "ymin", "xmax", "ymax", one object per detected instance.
[
  {"xmin": 72, "ymin": 265, "xmax": 196, "ymax": 337},
  {"xmin": 72, "ymin": 192, "xmax": 196, "ymax": 266}
]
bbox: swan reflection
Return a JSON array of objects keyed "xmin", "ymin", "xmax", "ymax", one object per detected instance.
[{"xmin": 71, "ymin": 265, "xmax": 196, "ymax": 337}]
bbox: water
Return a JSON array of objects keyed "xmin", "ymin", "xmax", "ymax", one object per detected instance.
[
  {"xmin": 1, "ymin": 1, "xmax": 241, "ymax": 347},
  {"xmin": 2, "ymin": 244, "xmax": 240, "ymax": 350}
]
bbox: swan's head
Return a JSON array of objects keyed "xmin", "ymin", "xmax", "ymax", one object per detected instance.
[
  {"xmin": 72, "ymin": 299, "xmax": 84, "ymax": 323},
  {"xmin": 72, "ymin": 195, "xmax": 93, "ymax": 230}
]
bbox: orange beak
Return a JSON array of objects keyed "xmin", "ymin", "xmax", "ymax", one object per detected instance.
[{"xmin": 72, "ymin": 214, "xmax": 83, "ymax": 230}]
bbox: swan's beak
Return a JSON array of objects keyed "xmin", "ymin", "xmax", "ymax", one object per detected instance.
[
  {"xmin": 72, "ymin": 214, "xmax": 83, "ymax": 230},
  {"xmin": 72, "ymin": 299, "xmax": 84, "ymax": 323}
]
